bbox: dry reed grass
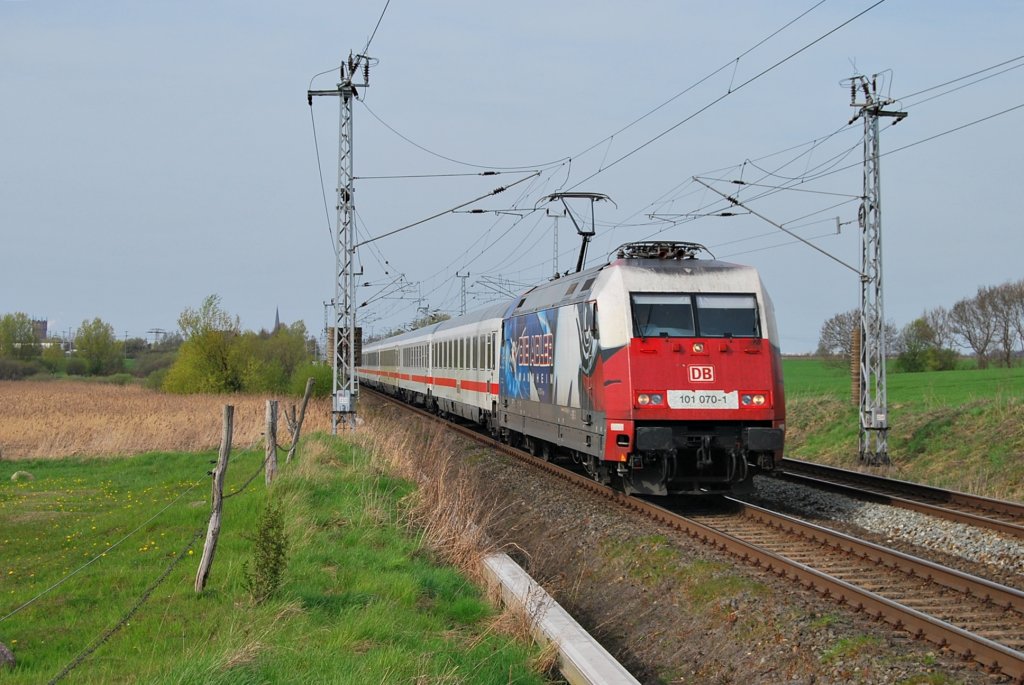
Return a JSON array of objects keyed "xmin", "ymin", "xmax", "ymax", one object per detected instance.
[
  {"xmin": 349, "ymin": 405, "xmax": 564, "ymax": 678},
  {"xmin": 349, "ymin": 412, "xmax": 497, "ymax": 577},
  {"xmin": 0, "ymin": 381, "xmax": 333, "ymax": 460}
]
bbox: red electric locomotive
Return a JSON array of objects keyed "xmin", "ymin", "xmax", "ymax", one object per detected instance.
[{"xmin": 358, "ymin": 241, "xmax": 785, "ymax": 496}]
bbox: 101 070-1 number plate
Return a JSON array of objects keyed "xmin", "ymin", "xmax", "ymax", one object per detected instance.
[{"xmin": 667, "ymin": 390, "xmax": 738, "ymax": 409}]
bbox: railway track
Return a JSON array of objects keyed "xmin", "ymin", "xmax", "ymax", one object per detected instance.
[
  {"xmin": 779, "ymin": 458, "xmax": 1024, "ymax": 540},
  {"xmin": 366, "ymin": 390, "xmax": 1024, "ymax": 682}
]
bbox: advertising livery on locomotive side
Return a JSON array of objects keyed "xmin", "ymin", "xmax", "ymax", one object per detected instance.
[{"xmin": 357, "ymin": 241, "xmax": 785, "ymax": 496}]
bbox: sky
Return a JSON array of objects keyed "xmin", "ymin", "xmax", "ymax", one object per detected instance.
[{"xmin": 2, "ymin": 1, "xmax": 1022, "ymax": 353}]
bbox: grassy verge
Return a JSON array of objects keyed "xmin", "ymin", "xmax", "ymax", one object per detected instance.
[
  {"xmin": 782, "ymin": 358, "xmax": 1024, "ymax": 501},
  {"xmin": 0, "ymin": 435, "xmax": 551, "ymax": 683}
]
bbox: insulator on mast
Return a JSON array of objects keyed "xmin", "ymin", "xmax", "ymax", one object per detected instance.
[{"xmin": 364, "ymin": 61, "xmax": 370, "ymax": 85}]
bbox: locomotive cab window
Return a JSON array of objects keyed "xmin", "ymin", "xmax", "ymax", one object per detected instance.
[
  {"xmin": 631, "ymin": 293, "xmax": 759, "ymax": 338},
  {"xmin": 695, "ymin": 294, "xmax": 759, "ymax": 338},
  {"xmin": 632, "ymin": 294, "xmax": 695, "ymax": 338}
]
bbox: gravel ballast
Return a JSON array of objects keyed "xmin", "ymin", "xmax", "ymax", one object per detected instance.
[{"xmin": 452, "ymin": 443, "xmax": 1008, "ymax": 683}]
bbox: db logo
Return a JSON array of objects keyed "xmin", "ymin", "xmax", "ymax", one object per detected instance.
[{"xmin": 688, "ymin": 365, "xmax": 715, "ymax": 382}]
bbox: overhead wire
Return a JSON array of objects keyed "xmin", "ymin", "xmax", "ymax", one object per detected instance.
[
  {"xmin": 564, "ymin": 0, "xmax": 889, "ymax": 193},
  {"xmin": 626, "ymin": 56, "xmax": 1024, "ymax": 242},
  {"xmin": 346, "ymin": 1, "xmax": 869, "ymax": 321},
  {"xmin": 901, "ymin": 61, "xmax": 1024, "ymax": 110},
  {"xmin": 360, "ymin": 0, "xmax": 391, "ymax": 58},
  {"xmin": 347, "ymin": 6, "xmax": 1022, "ymax": 330},
  {"xmin": 353, "ymin": 171, "xmax": 541, "ymax": 248},
  {"xmin": 358, "ymin": 100, "xmax": 571, "ymax": 171},
  {"xmin": 896, "ymin": 55, "xmax": 1024, "ymax": 102},
  {"xmin": 356, "ymin": 1, "xmax": 831, "ymax": 179},
  {"xmin": 564, "ymin": 0, "xmax": 832, "ymax": 164},
  {"xmin": 308, "ymin": 105, "xmax": 339, "ymax": 256}
]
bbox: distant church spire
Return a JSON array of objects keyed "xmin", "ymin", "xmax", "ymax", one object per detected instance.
[{"xmin": 274, "ymin": 307, "xmax": 281, "ymax": 333}]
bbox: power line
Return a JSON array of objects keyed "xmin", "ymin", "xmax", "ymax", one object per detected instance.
[
  {"xmin": 353, "ymin": 172, "xmax": 540, "ymax": 249},
  {"xmin": 360, "ymin": 100, "xmax": 571, "ymax": 171},
  {"xmin": 565, "ymin": 0, "xmax": 889, "ymax": 193},
  {"xmin": 356, "ymin": 171, "xmax": 515, "ymax": 180},
  {"xmin": 567, "ymin": 0, "xmax": 831, "ymax": 164},
  {"xmin": 632, "ymin": 64, "xmax": 1024, "ymax": 239},
  {"xmin": 308, "ymin": 105, "xmax": 338, "ymax": 256},
  {"xmin": 361, "ymin": 0, "xmax": 391, "ymax": 58},
  {"xmin": 896, "ymin": 54, "xmax": 1024, "ymax": 102}
]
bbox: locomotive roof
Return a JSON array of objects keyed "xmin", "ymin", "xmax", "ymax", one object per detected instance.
[
  {"xmin": 507, "ymin": 256, "xmax": 758, "ymax": 316},
  {"xmin": 364, "ymin": 244, "xmax": 763, "ymax": 348},
  {"xmin": 364, "ymin": 300, "xmax": 508, "ymax": 349}
]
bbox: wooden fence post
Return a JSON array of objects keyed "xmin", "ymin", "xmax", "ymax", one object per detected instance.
[
  {"xmin": 195, "ymin": 404, "xmax": 233, "ymax": 593},
  {"xmin": 265, "ymin": 400, "xmax": 278, "ymax": 486},
  {"xmin": 284, "ymin": 377, "xmax": 315, "ymax": 463}
]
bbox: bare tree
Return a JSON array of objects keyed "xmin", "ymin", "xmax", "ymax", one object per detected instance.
[
  {"xmin": 816, "ymin": 309, "xmax": 858, "ymax": 361},
  {"xmin": 817, "ymin": 309, "xmax": 898, "ymax": 363},
  {"xmin": 923, "ymin": 305, "xmax": 954, "ymax": 351},
  {"xmin": 990, "ymin": 282, "xmax": 1020, "ymax": 367},
  {"xmin": 949, "ymin": 286, "xmax": 997, "ymax": 369},
  {"xmin": 1011, "ymin": 278, "xmax": 1024, "ymax": 361}
]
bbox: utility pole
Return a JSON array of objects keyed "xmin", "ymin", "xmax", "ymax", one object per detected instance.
[
  {"xmin": 322, "ymin": 299, "xmax": 334, "ymax": 363},
  {"xmin": 456, "ymin": 271, "xmax": 470, "ymax": 315},
  {"xmin": 846, "ymin": 73, "xmax": 906, "ymax": 466},
  {"xmin": 308, "ymin": 53, "xmax": 371, "ymax": 433}
]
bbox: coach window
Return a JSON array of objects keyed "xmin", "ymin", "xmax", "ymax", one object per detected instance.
[
  {"xmin": 632, "ymin": 294, "xmax": 695, "ymax": 338},
  {"xmin": 695, "ymin": 294, "xmax": 759, "ymax": 338}
]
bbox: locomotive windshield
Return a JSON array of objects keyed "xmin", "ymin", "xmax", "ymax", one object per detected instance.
[{"xmin": 632, "ymin": 293, "xmax": 759, "ymax": 338}]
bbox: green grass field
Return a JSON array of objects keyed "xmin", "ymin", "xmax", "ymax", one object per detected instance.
[
  {"xmin": 0, "ymin": 437, "xmax": 549, "ymax": 684},
  {"xmin": 782, "ymin": 358, "xmax": 1024, "ymax": 501}
]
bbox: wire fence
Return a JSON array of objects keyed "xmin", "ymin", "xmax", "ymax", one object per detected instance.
[
  {"xmin": 5, "ymin": 401, "xmax": 300, "ymax": 680},
  {"xmin": 47, "ymin": 528, "xmax": 205, "ymax": 685},
  {"xmin": 0, "ymin": 478, "xmax": 205, "ymax": 624}
]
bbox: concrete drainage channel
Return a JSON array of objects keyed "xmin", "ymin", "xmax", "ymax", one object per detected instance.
[
  {"xmin": 367, "ymin": 391, "xmax": 636, "ymax": 682},
  {"xmin": 481, "ymin": 553, "xmax": 639, "ymax": 685}
]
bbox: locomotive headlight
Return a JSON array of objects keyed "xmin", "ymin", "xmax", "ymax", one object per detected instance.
[
  {"xmin": 752, "ymin": 394, "xmax": 767, "ymax": 406},
  {"xmin": 637, "ymin": 393, "xmax": 663, "ymax": 407},
  {"xmin": 692, "ymin": 342, "xmax": 705, "ymax": 353},
  {"xmin": 742, "ymin": 393, "xmax": 767, "ymax": 406}
]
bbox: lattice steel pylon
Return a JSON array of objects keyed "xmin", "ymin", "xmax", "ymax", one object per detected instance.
[
  {"xmin": 847, "ymin": 74, "xmax": 906, "ymax": 465},
  {"xmin": 309, "ymin": 55, "xmax": 371, "ymax": 433}
]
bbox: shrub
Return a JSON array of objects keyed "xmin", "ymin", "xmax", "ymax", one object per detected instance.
[
  {"xmin": 65, "ymin": 357, "xmax": 89, "ymax": 376},
  {"xmin": 144, "ymin": 368, "xmax": 168, "ymax": 391},
  {"xmin": 0, "ymin": 359, "xmax": 42, "ymax": 380},
  {"xmin": 131, "ymin": 351, "xmax": 176, "ymax": 378},
  {"xmin": 40, "ymin": 345, "xmax": 67, "ymax": 373},
  {"xmin": 288, "ymin": 362, "xmax": 333, "ymax": 397},
  {"xmin": 896, "ymin": 347, "xmax": 959, "ymax": 373},
  {"xmin": 242, "ymin": 500, "xmax": 289, "ymax": 604}
]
